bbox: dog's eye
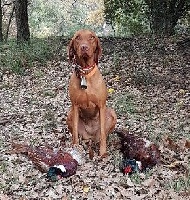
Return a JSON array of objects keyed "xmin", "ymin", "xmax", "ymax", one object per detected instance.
[
  {"xmin": 90, "ymin": 36, "xmax": 95, "ymax": 40},
  {"xmin": 75, "ymin": 35, "xmax": 81, "ymax": 40}
]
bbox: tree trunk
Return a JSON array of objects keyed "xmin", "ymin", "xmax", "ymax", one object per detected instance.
[
  {"xmin": 0, "ymin": 0, "xmax": 3, "ymax": 42},
  {"xmin": 5, "ymin": 5, "xmax": 15, "ymax": 42},
  {"xmin": 14, "ymin": 0, "xmax": 30, "ymax": 43},
  {"xmin": 145, "ymin": 0, "xmax": 189, "ymax": 36},
  {"xmin": 148, "ymin": 0, "xmax": 176, "ymax": 35}
]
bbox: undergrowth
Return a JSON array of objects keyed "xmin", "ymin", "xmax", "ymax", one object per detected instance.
[
  {"xmin": 166, "ymin": 176, "xmax": 190, "ymax": 192},
  {"xmin": 113, "ymin": 93, "xmax": 137, "ymax": 115},
  {"xmin": 0, "ymin": 38, "xmax": 56, "ymax": 74}
]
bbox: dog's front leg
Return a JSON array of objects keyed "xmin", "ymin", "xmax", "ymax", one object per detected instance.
[
  {"xmin": 99, "ymin": 105, "xmax": 107, "ymax": 156},
  {"xmin": 72, "ymin": 105, "xmax": 79, "ymax": 144}
]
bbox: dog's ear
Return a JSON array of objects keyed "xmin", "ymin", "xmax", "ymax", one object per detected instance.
[
  {"xmin": 68, "ymin": 39, "xmax": 75, "ymax": 63},
  {"xmin": 94, "ymin": 37, "xmax": 102, "ymax": 65}
]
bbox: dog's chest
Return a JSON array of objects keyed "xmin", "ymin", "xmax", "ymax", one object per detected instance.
[
  {"xmin": 69, "ymin": 74, "xmax": 107, "ymax": 108},
  {"xmin": 74, "ymin": 89, "xmax": 100, "ymax": 108}
]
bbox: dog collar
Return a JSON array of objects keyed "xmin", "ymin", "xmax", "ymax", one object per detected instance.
[
  {"xmin": 75, "ymin": 64, "xmax": 96, "ymax": 77},
  {"xmin": 75, "ymin": 64, "xmax": 97, "ymax": 89}
]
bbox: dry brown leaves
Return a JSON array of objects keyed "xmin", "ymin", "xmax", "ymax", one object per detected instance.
[{"xmin": 0, "ymin": 36, "xmax": 189, "ymax": 199}]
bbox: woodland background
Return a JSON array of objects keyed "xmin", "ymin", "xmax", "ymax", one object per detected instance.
[
  {"xmin": 0, "ymin": 0, "xmax": 190, "ymax": 199},
  {"xmin": 0, "ymin": 0, "xmax": 190, "ymax": 40}
]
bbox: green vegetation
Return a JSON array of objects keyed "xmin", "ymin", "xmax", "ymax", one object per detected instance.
[
  {"xmin": 166, "ymin": 176, "xmax": 190, "ymax": 192},
  {"xmin": 114, "ymin": 93, "xmax": 137, "ymax": 115},
  {"xmin": 0, "ymin": 38, "xmax": 55, "ymax": 74},
  {"xmin": 104, "ymin": 0, "xmax": 190, "ymax": 36},
  {"xmin": 29, "ymin": 0, "xmax": 104, "ymax": 37},
  {"xmin": 1, "ymin": 0, "xmax": 189, "ymax": 41},
  {"xmin": 104, "ymin": 0, "xmax": 149, "ymax": 36}
]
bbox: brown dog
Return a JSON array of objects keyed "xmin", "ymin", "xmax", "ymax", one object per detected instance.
[{"xmin": 66, "ymin": 29, "xmax": 116, "ymax": 156}]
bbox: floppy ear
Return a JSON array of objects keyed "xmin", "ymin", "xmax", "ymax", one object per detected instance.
[
  {"xmin": 94, "ymin": 37, "xmax": 102, "ymax": 65},
  {"xmin": 67, "ymin": 39, "xmax": 75, "ymax": 63}
]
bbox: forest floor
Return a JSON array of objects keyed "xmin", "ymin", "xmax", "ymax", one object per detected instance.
[{"xmin": 0, "ymin": 35, "xmax": 190, "ymax": 199}]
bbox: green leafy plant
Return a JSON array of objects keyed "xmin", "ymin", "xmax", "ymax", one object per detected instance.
[{"xmin": 114, "ymin": 93, "xmax": 136, "ymax": 115}]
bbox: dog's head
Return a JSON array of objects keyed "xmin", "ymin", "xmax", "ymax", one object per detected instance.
[{"xmin": 68, "ymin": 29, "xmax": 102, "ymax": 67}]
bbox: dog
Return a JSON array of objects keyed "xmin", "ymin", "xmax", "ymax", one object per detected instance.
[{"xmin": 66, "ymin": 29, "xmax": 116, "ymax": 156}]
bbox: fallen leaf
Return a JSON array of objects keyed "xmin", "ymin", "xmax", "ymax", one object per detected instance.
[
  {"xmin": 0, "ymin": 194, "xmax": 10, "ymax": 200},
  {"xmin": 126, "ymin": 177, "xmax": 134, "ymax": 187},
  {"xmin": 142, "ymin": 178, "xmax": 155, "ymax": 187},
  {"xmin": 108, "ymin": 88, "xmax": 115, "ymax": 94},
  {"xmin": 185, "ymin": 139, "xmax": 190, "ymax": 149},
  {"xmin": 113, "ymin": 75, "xmax": 120, "ymax": 81},
  {"xmin": 163, "ymin": 161, "xmax": 188, "ymax": 169},
  {"xmin": 179, "ymin": 89, "xmax": 185, "ymax": 94},
  {"xmin": 163, "ymin": 136, "xmax": 180, "ymax": 151},
  {"xmin": 83, "ymin": 185, "xmax": 90, "ymax": 193}
]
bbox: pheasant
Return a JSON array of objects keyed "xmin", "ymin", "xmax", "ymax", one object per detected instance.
[
  {"xmin": 11, "ymin": 143, "xmax": 83, "ymax": 181},
  {"xmin": 116, "ymin": 130, "xmax": 160, "ymax": 174}
]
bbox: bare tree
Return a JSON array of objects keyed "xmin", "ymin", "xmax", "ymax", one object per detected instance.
[
  {"xmin": 14, "ymin": 0, "xmax": 30, "ymax": 43},
  {"xmin": 0, "ymin": 0, "xmax": 3, "ymax": 42},
  {"xmin": 5, "ymin": 4, "xmax": 15, "ymax": 42}
]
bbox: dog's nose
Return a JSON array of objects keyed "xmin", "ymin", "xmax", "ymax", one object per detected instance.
[{"xmin": 81, "ymin": 44, "xmax": 89, "ymax": 52}]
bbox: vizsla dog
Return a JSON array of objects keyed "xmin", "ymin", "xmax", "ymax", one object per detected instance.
[{"xmin": 66, "ymin": 29, "xmax": 117, "ymax": 156}]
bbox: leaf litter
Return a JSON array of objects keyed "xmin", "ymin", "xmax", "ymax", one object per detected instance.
[{"xmin": 0, "ymin": 35, "xmax": 190, "ymax": 199}]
